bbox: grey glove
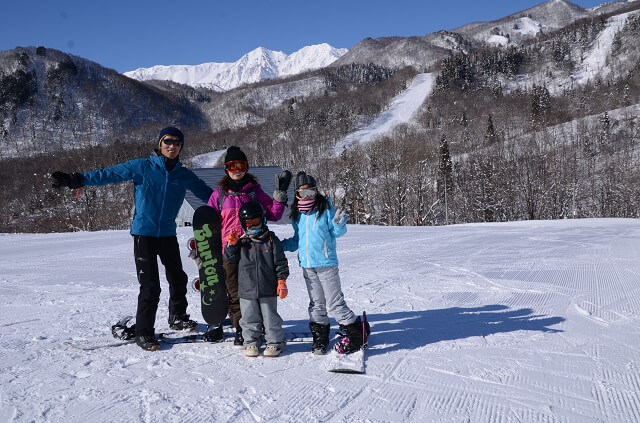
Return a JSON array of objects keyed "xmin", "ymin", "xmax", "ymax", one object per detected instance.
[
  {"xmin": 273, "ymin": 190, "xmax": 288, "ymax": 204},
  {"xmin": 333, "ymin": 208, "xmax": 349, "ymax": 225},
  {"xmin": 188, "ymin": 249, "xmax": 203, "ymax": 270}
]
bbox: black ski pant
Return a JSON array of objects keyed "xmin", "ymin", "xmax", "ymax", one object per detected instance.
[{"xmin": 133, "ymin": 235, "xmax": 188, "ymax": 336}]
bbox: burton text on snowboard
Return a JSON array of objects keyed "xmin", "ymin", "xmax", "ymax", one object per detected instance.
[{"xmin": 190, "ymin": 205, "xmax": 228, "ymax": 325}]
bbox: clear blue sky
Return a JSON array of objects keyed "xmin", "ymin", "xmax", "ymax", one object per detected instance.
[{"xmin": 1, "ymin": 0, "xmax": 607, "ymax": 73}]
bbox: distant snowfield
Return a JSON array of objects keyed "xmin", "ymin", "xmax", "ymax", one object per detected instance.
[
  {"xmin": 334, "ymin": 73, "xmax": 434, "ymax": 154},
  {"xmin": 573, "ymin": 11, "xmax": 636, "ymax": 85},
  {"xmin": 188, "ymin": 150, "xmax": 226, "ymax": 168},
  {"xmin": 2, "ymin": 218, "xmax": 640, "ymax": 422}
]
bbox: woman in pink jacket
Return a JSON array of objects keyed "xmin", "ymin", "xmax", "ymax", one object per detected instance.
[{"xmin": 206, "ymin": 146, "xmax": 290, "ymax": 346}]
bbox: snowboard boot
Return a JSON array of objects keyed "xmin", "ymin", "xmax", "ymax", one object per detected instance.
[
  {"xmin": 234, "ymin": 328, "xmax": 244, "ymax": 347},
  {"xmin": 203, "ymin": 324, "xmax": 224, "ymax": 342},
  {"xmin": 135, "ymin": 335, "xmax": 160, "ymax": 351},
  {"xmin": 309, "ymin": 321, "xmax": 330, "ymax": 355},
  {"xmin": 263, "ymin": 345, "xmax": 282, "ymax": 357},
  {"xmin": 168, "ymin": 313, "xmax": 197, "ymax": 331},
  {"xmin": 334, "ymin": 316, "xmax": 364, "ymax": 354},
  {"xmin": 244, "ymin": 345, "xmax": 259, "ymax": 357}
]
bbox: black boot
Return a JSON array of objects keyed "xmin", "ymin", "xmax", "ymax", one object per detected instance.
[
  {"xmin": 203, "ymin": 324, "xmax": 224, "ymax": 342},
  {"xmin": 334, "ymin": 317, "xmax": 364, "ymax": 354},
  {"xmin": 234, "ymin": 328, "xmax": 244, "ymax": 347},
  {"xmin": 309, "ymin": 321, "xmax": 330, "ymax": 355},
  {"xmin": 168, "ymin": 313, "xmax": 197, "ymax": 331},
  {"xmin": 135, "ymin": 335, "xmax": 160, "ymax": 351}
]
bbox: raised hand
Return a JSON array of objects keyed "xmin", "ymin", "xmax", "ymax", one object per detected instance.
[
  {"xmin": 333, "ymin": 208, "xmax": 349, "ymax": 225},
  {"xmin": 276, "ymin": 170, "xmax": 292, "ymax": 192}
]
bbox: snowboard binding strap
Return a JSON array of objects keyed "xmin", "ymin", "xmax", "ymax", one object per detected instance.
[{"xmin": 111, "ymin": 316, "xmax": 136, "ymax": 340}]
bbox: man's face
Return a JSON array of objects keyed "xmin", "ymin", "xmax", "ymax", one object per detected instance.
[{"xmin": 160, "ymin": 136, "xmax": 182, "ymax": 159}]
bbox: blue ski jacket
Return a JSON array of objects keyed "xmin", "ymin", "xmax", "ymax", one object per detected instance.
[
  {"xmin": 282, "ymin": 198, "xmax": 347, "ymax": 268},
  {"xmin": 82, "ymin": 153, "xmax": 212, "ymax": 237}
]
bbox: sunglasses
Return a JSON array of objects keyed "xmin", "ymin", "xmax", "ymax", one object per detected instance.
[
  {"xmin": 243, "ymin": 216, "xmax": 262, "ymax": 229},
  {"xmin": 162, "ymin": 138, "xmax": 183, "ymax": 147},
  {"xmin": 296, "ymin": 188, "xmax": 317, "ymax": 199},
  {"xmin": 225, "ymin": 161, "xmax": 248, "ymax": 172}
]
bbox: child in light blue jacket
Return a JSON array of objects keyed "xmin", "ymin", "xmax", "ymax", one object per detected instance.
[{"xmin": 282, "ymin": 171, "xmax": 368, "ymax": 355}]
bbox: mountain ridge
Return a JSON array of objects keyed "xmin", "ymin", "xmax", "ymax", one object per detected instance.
[{"xmin": 124, "ymin": 43, "xmax": 347, "ymax": 91}]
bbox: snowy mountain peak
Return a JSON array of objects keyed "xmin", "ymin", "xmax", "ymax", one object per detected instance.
[{"xmin": 123, "ymin": 43, "xmax": 347, "ymax": 91}]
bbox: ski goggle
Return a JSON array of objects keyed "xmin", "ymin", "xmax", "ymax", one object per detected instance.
[
  {"xmin": 242, "ymin": 216, "xmax": 263, "ymax": 229},
  {"xmin": 296, "ymin": 187, "xmax": 317, "ymax": 199},
  {"xmin": 225, "ymin": 161, "xmax": 248, "ymax": 172}
]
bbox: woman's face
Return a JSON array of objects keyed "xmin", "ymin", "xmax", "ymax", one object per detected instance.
[
  {"xmin": 228, "ymin": 169, "xmax": 246, "ymax": 181},
  {"xmin": 225, "ymin": 161, "xmax": 248, "ymax": 181}
]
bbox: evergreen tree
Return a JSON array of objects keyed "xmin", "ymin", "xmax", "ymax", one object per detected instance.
[
  {"xmin": 485, "ymin": 114, "xmax": 498, "ymax": 145},
  {"xmin": 438, "ymin": 135, "xmax": 454, "ymax": 223},
  {"xmin": 531, "ymin": 84, "xmax": 551, "ymax": 127}
]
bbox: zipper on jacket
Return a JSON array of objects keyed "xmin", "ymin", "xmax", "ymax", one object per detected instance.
[
  {"xmin": 156, "ymin": 172, "xmax": 169, "ymax": 237},
  {"xmin": 253, "ymin": 241, "xmax": 260, "ymax": 298},
  {"xmin": 304, "ymin": 213, "xmax": 310, "ymax": 268}
]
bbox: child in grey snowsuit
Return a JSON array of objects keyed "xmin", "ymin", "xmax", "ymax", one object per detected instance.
[{"xmin": 224, "ymin": 202, "xmax": 289, "ymax": 357}]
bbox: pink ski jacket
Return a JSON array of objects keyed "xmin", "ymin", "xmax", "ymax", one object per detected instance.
[{"xmin": 207, "ymin": 181, "xmax": 286, "ymax": 251}]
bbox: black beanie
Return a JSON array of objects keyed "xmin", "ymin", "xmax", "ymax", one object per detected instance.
[
  {"xmin": 225, "ymin": 146, "xmax": 248, "ymax": 163},
  {"xmin": 157, "ymin": 126, "xmax": 184, "ymax": 148},
  {"xmin": 295, "ymin": 171, "xmax": 317, "ymax": 190}
]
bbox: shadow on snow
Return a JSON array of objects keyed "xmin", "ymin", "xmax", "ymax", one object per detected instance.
[
  {"xmin": 275, "ymin": 304, "xmax": 564, "ymax": 356},
  {"xmin": 363, "ymin": 305, "xmax": 565, "ymax": 356},
  {"xmin": 183, "ymin": 305, "xmax": 564, "ymax": 355}
]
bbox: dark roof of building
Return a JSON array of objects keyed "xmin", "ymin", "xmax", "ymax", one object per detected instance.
[{"xmin": 184, "ymin": 166, "xmax": 294, "ymax": 210}]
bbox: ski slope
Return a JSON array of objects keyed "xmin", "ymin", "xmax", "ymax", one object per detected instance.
[
  {"xmin": 2, "ymin": 218, "xmax": 640, "ymax": 422},
  {"xmin": 573, "ymin": 11, "xmax": 636, "ymax": 85},
  {"xmin": 333, "ymin": 73, "xmax": 434, "ymax": 154}
]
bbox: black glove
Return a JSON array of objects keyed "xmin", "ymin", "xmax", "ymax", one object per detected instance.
[
  {"xmin": 273, "ymin": 170, "xmax": 292, "ymax": 204},
  {"xmin": 51, "ymin": 171, "xmax": 84, "ymax": 189},
  {"xmin": 275, "ymin": 170, "xmax": 292, "ymax": 192}
]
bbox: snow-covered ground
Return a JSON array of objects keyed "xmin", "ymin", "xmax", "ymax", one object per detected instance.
[
  {"xmin": 333, "ymin": 73, "xmax": 434, "ymax": 154},
  {"xmin": 2, "ymin": 218, "xmax": 640, "ymax": 422}
]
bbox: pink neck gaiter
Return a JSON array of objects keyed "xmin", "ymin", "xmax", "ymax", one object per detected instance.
[{"xmin": 298, "ymin": 198, "xmax": 316, "ymax": 213}]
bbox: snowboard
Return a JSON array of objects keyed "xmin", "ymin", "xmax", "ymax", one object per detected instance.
[
  {"xmin": 324, "ymin": 312, "xmax": 370, "ymax": 374},
  {"xmin": 190, "ymin": 205, "xmax": 228, "ymax": 325},
  {"xmin": 65, "ymin": 317, "xmax": 315, "ymax": 351},
  {"xmin": 159, "ymin": 331, "xmax": 314, "ymax": 345}
]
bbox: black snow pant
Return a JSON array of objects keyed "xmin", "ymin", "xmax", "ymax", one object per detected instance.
[{"xmin": 133, "ymin": 235, "xmax": 189, "ymax": 336}]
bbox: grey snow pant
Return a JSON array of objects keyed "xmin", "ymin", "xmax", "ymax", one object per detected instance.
[
  {"xmin": 303, "ymin": 266, "xmax": 356, "ymax": 326},
  {"xmin": 239, "ymin": 297, "xmax": 285, "ymax": 349}
]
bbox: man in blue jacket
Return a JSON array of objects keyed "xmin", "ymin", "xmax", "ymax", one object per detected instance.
[{"xmin": 52, "ymin": 126, "xmax": 213, "ymax": 351}]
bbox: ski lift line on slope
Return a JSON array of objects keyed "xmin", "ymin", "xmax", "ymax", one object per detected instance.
[{"xmin": 333, "ymin": 73, "xmax": 435, "ymax": 155}]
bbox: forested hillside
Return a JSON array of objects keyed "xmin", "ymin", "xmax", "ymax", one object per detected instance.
[{"xmin": 2, "ymin": 2, "xmax": 640, "ymax": 232}]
